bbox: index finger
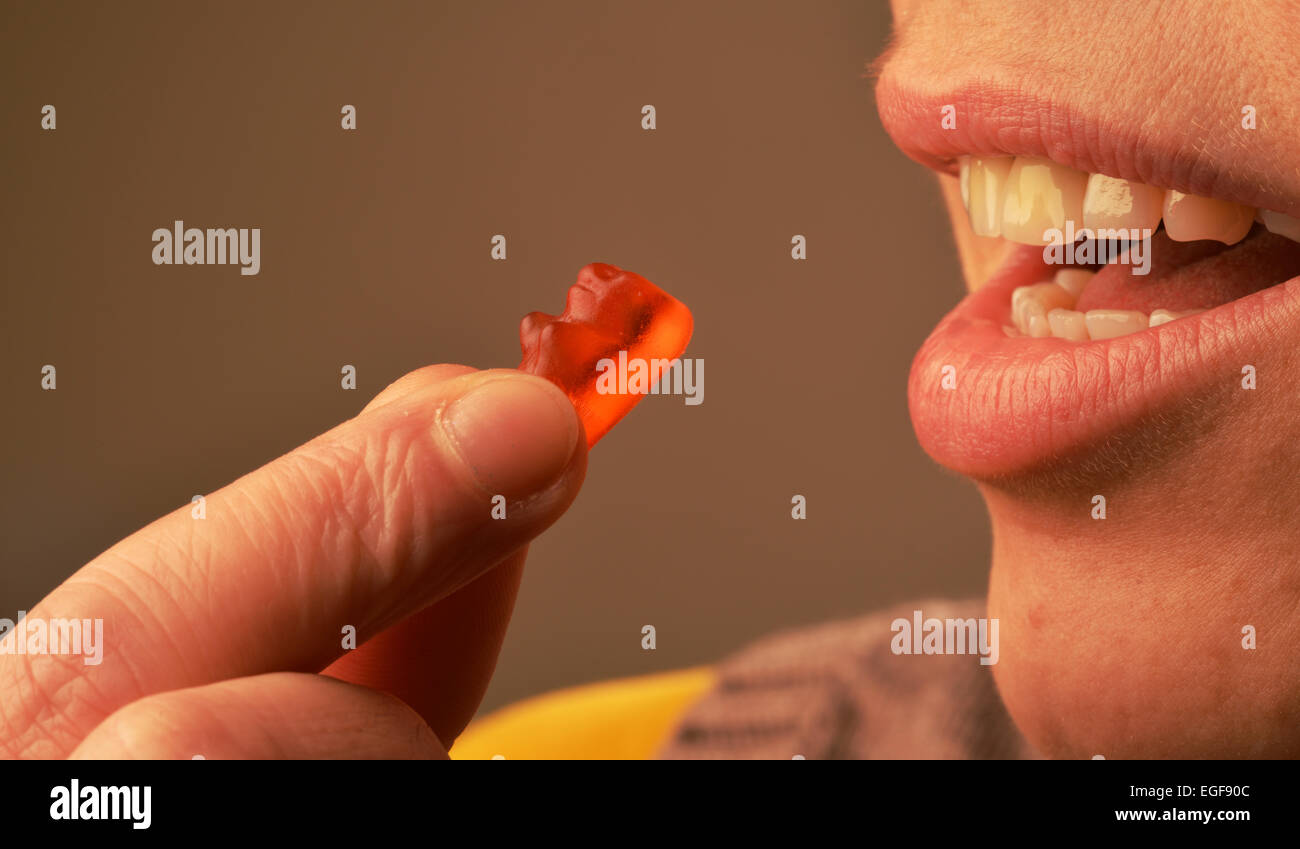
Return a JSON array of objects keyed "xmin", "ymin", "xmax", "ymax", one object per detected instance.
[{"xmin": 0, "ymin": 365, "xmax": 585, "ymax": 758}]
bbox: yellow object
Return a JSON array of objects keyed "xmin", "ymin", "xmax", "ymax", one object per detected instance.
[{"xmin": 450, "ymin": 666, "xmax": 715, "ymax": 760}]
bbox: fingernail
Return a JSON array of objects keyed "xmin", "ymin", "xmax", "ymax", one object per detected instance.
[{"xmin": 441, "ymin": 375, "xmax": 580, "ymax": 497}]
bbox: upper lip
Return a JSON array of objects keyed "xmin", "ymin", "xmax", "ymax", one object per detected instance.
[{"xmin": 874, "ymin": 77, "xmax": 1300, "ymax": 220}]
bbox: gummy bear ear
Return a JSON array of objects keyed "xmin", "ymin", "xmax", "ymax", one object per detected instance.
[
  {"xmin": 520, "ymin": 315, "xmax": 617, "ymax": 377},
  {"xmin": 576, "ymin": 262, "xmax": 623, "ymax": 286},
  {"xmin": 518, "ymin": 311, "xmax": 553, "ymax": 360},
  {"xmin": 562, "ymin": 274, "xmax": 604, "ymax": 322},
  {"xmin": 526, "ymin": 264, "xmax": 622, "ymax": 343}
]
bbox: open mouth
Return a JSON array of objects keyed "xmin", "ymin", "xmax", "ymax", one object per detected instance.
[
  {"xmin": 875, "ymin": 83, "xmax": 1300, "ymax": 478},
  {"xmin": 957, "ymin": 155, "xmax": 1300, "ymax": 341}
]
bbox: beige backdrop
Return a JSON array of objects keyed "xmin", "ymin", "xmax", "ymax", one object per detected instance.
[{"xmin": 0, "ymin": 0, "xmax": 989, "ymax": 715}]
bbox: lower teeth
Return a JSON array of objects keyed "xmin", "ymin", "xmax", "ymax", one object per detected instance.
[{"xmin": 1006, "ymin": 269, "xmax": 1204, "ymax": 340}]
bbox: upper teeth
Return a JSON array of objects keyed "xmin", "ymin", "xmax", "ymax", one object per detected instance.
[
  {"xmin": 1006, "ymin": 269, "xmax": 1204, "ymax": 341},
  {"xmin": 1258, "ymin": 208, "xmax": 1300, "ymax": 242},
  {"xmin": 959, "ymin": 156, "xmax": 1300, "ymax": 246}
]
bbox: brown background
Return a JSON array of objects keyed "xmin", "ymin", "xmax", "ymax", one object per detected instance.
[{"xmin": 0, "ymin": 0, "xmax": 988, "ymax": 715}]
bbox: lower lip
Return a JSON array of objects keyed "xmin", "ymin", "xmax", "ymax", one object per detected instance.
[{"xmin": 907, "ymin": 247, "xmax": 1300, "ymax": 478}]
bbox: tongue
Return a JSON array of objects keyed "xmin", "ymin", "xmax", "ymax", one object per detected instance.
[{"xmin": 1075, "ymin": 228, "xmax": 1300, "ymax": 313}]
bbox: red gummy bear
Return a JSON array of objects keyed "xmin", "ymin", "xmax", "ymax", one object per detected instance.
[{"xmin": 519, "ymin": 263, "xmax": 694, "ymax": 447}]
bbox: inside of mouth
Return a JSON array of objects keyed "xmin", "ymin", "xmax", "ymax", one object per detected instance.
[{"xmin": 1004, "ymin": 225, "xmax": 1300, "ymax": 341}]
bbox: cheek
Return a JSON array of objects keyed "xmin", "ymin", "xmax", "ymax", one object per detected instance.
[{"xmin": 937, "ymin": 175, "xmax": 1013, "ymax": 294}]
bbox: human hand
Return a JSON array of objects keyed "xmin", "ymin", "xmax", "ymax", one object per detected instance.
[{"xmin": 0, "ymin": 365, "xmax": 587, "ymax": 759}]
